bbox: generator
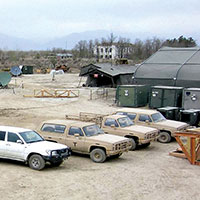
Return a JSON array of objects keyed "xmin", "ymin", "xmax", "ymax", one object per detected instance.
[
  {"xmin": 179, "ymin": 109, "xmax": 200, "ymax": 126},
  {"xmin": 182, "ymin": 88, "xmax": 200, "ymax": 109},
  {"xmin": 116, "ymin": 85, "xmax": 149, "ymax": 107},
  {"xmin": 149, "ymin": 86, "xmax": 183, "ymax": 109},
  {"xmin": 157, "ymin": 107, "xmax": 180, "ymax": 120}
]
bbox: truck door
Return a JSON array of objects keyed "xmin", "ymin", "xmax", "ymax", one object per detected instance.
[
  {"xmin": 66, "ymin": 126, "xmax": 85, "ymax": 152},
  {"xmin": 137, "ymin": 114, "xmax": 153, "ymax": 127},
  {"xmin": 102, "ymin": 118, "xmax": 122, "ymax": 136},
  {"xmin": 4, "ymin": 132, "xmax": 26, "ymax": 161},
  {"xmin": 0, "ymin": 131, "xmax": 6, "ymax": 157}
]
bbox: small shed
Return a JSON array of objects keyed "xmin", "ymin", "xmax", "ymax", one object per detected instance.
[
  {"xmin": 80, "ymin": 63, "xmax": 137, "ymax": 87},
  {"xmin": 133, "ymin": 47, "xmax": 200, "ymax": 88}
]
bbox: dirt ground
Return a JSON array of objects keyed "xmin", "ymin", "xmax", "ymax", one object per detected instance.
[{"xmin": 0, "ymin": 73, "xmax": 200, "ymax": 200}]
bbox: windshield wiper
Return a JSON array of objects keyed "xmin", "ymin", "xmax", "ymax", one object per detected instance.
[{"xmin": 28, "ymin": 140, "xmax": 43, "ymax": 143}]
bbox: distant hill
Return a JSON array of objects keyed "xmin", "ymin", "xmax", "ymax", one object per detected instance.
[
  {"xmin": 44, "ymin": 30, "xmax": 111, "ymax": 50},
  {"xmin": 0, "ymin": 33, "xmax": 40, "ymax": 50},
  {"xmin": 44, "ymin": 30, "xmax": 154, "ymax": 50},
  {"xmin": 0, "ymin": 30, "xmax": 198, "ymax": 50},
  {"xmin": 0, "ymin": 30, "xmax": 151, "ymax": 51}
]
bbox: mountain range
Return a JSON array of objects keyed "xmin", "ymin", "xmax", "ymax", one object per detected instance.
[
  {"xmin": 0, "ymin": 30, "xmax": 198, "ymax": 51},
  {"xmin": 0, "ymin": 30, "xmax": 154, "ymax": 51}
]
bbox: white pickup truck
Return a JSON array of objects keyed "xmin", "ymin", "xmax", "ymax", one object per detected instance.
[{"xmin": 0, "ymin": 126, "xmax": 71, "ymax": 170}]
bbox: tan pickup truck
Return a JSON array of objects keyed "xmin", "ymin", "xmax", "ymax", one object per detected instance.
[
  {"xmin": 38, "ymin": 119, "xmax": 131, "ymax": 163},
  {"xmin": 115, "ymin": 108, "xmax": 189, "ymax": 143},
  {"xmin": 65, "ymin": 113, "xmax": 159, "ymax": 150}
]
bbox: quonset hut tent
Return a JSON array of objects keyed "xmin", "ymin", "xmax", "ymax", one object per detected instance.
[
  {"xmin": 133, "ymin": 47, "xmax": 200, "ymax": 88},
  {"xmin": 80, "ymin": 63, "xmax": 137, "ymax": 87}
]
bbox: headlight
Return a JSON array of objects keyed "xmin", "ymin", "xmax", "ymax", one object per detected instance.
[{"xmin": 51, "ymin": 150, "xmax": 59, "ymax": 156}]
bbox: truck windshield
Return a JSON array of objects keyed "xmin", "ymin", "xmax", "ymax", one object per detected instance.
[
  {"xmin": 117, "ymin": 117, "xmax": 134, "ymax": 127},
  {"xmin": 19, "ymin": 131, "xmax": 44, "ymax": 143},
  {"xmin": 83, "ymin": 125, "xmax": 104, "ymax": 137},
  {"xmin": 151, "ymin": 113, "xmax": 166, "ymax": 122}
]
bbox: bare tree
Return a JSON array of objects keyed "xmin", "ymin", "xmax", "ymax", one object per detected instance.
[
  {"xmin": 74, "ymin": 40, "xmax": 89, "ymax": 58},
  {"xmin": 107, "ymin": 32, "xmax": 117, "ymax": 45},
  {"xmin": 116, "ymin": 37, "xmax": 131, "ymax": 58}
]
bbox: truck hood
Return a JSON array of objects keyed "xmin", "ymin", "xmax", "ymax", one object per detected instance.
[
  {"xmin": 27, "ymin": 140, "xmax": 68, "ymax": 151},
  {"xmin": 156, "ymin": 120, "xmax": 189, "ymax": 130},
  {"xmin": 123, "ymin": 125, "xmax": 158, "ymax": 134},
  {"xmin": 87, "ymin": 134, "xmax": 128, "ymax": 144}
]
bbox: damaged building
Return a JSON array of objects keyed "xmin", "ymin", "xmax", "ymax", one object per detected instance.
[{"xmin": 80, "ymin": 63, "xmax": 137, "ymax": 87}]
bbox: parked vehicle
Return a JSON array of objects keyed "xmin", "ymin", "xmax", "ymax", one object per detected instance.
[
  {"xmin": 115, "ymin": 108, "xmax": 189, "ymax": 143},
  {"xmin": 0, "ymin": 126, "xmax": 71, "ymax": 170},
  {"xmin": 38, "ymin": 120, "xmax": 132, "ymax": 163},
  {"xmin": 65, "ymin": 113, "xmax": 159, "ymax": 150}
]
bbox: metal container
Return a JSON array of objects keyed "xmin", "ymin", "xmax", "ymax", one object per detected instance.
[
  {"xmin": 149, "ymin": 86, "xmax": 183, "ymax": 109},
  {"xmin": 116, "ymin": 85, "xmax": 149, "ymax": 107},
  {"xmin": 179, "ymin": 109, "xmax": 200, "ymax": 126},
  {"xmin": 22, "ymin": 66, "xmax": 33, "ymax": 74},
  {"xmin": 182, "ymin": 88, "xmax": 200, "ymax": 109},
  {"xmin": 157, "ymin": 107, "xmax": 180, "ymax": 120}
]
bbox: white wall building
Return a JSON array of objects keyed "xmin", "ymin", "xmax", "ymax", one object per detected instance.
[
  {"xmin": 94, "ymin": 45, "xmax": 117, "ymax": 60},
  {"xmin": 94, "ymin": 44, "xmax": 131, "ymax": 60}
]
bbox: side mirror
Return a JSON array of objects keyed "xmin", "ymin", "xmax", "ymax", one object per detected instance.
[
  {"xmin": 17, "ymin": 140, "xmax": 23, "ymax": 144},
  {"xmin": 145, "ymin": 120, "xmax": 150, "ymax": 124},
  {"xmin": 110, "ymin": 124, "xmax": 115, "ymax": 128},
  {"xmin": 74, "ymin": 133, "xmax": 80, "ymax": 137}
]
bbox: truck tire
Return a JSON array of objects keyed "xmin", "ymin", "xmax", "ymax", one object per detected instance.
[
  {"xmin": 90, "ymin": 148, "xmax": 106, "ymax": 163},
  {"xmin": 129, "ymin": 138, "xmax": 137, "ymax": 150},
  {"xmin": 158, "ymin": 131, "xmax": 171, "ymax": 143},
  {"xmin": 28, "ymin": 154, "xmax": 45, "ymax": 170}
]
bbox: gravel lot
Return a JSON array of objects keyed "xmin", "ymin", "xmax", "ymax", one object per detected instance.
[{"xmin": 0, "ymin": 73, "xmax": 199, "ymax": 200}]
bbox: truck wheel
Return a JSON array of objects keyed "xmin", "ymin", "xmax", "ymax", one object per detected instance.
[
  {"xmin": 129, "ymin": 138, "xmax": 137, "ymax": 150},
  {"xmin": 90, "ymin": 148, "xmax": 106, "ymax": 163},
  {"xmin": 28, "ymin": 154, "xmax": 45, "ymax": 170},
  {"xmin": 158, "ymin": 132, "xmax": 171, "ymax": 143}
]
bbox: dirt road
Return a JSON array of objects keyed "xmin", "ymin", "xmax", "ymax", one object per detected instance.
[{"xmin": 0, "ymin": 74, "xmax": 199, "ymax": 200}]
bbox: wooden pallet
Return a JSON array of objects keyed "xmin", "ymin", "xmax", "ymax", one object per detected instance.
[{"xmin": 24, "ymin": 89, "xmax": 79, "ymax": 98}]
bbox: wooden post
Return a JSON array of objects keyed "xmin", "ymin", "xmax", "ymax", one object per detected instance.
[{"xmin": 191, "ymin": 138, "xmax": 196, "ymax": 165}]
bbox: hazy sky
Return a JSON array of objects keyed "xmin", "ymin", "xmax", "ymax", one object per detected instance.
[{"xmin": 0, "ymin": 0, "xmax": 200, "ymax": 41}]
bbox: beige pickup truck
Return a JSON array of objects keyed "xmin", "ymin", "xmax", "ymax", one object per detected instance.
[
  {"xmin": 115, "ymin": 108, "xmax": 189, "ymax": 143},
  {"xmin": 65, "ymin": 113, "xmax": 159, "ymax": 150},
  {"xmin": 38, "ymin": 119, "xmax": 131, "ymax": 163}
]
